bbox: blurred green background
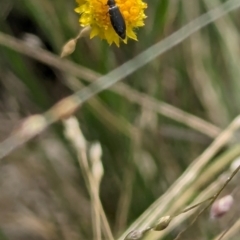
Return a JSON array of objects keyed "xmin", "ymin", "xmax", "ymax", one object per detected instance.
[{"xmin": 1, "ymin": 0, "xmax": 240, "ymax": 239}]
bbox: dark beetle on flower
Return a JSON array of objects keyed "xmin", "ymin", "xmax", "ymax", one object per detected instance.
[{"xmin": 107, "ymin": 0, "xmax": 126, "ymax": 39}]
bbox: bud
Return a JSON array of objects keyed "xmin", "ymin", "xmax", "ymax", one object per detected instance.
[
  {"xmin": 22, "ymin": 33, "xmax": 43, "ymax": 48},
  {"xmin": 89, "ymin": 142, "xmax": 104, "ymax": 184},
  {"xmin": 60, "ymin": 27, "xmax": 91, "ymax": 58},
  {"xmin": 64, "ymin": 117, "xmax": 87, "ymax": 150},
  {"xmin": 210, "ymin": 195, "xmax": 234, "ymax": 219},
  {"xmin": 89, "ymin": 142, "xmax": 102, "ymax": 163},
  {"xmin": 153, "ymin": 216, "xmax": 172, "ymax": 231},
  {"xmin": 230, "ymin": 157, "xmax": 240, "ymax": 172},
  {"xmin": 124, "ymin": 230, "xmax": 144, "ymax": 240},
  {"xmin": 60, "ymin": 39, "xmax": 77, "ymax": 58}
]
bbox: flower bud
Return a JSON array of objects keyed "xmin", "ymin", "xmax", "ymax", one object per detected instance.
[
  {"xmin": 124, "ymin": 230, "xmax": 144, "ymax": 240},
  {"xmin": 153, "ymin": 216, "xmax": 172, "ymax": 231},
  {"xmin": 60, "ymin": 39, "xmax": 76, "ymax": 58},
  {"xmin": 210, "ymin": 195, "xmax": 234, "ymax": 219},
  {"xmin": 90, "ymin": 142, "xmax": 104, "ymax": 184}
]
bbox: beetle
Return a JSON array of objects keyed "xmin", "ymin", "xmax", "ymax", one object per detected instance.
[{"xmin": 107, "ymin": 0, "xmax": 126, "ymax": 39}]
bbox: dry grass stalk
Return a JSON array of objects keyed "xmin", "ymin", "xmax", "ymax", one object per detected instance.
[
  {"xmin": 124, "ymin": 163, "xmax": 240, "ymax": 240},
  {"xmin": 119, "ymin": 115, "xmax": 240, "ymax": 239},
  {"xmin": 64, "ymin": 117, "xmax": 113, "ymax": 240}
]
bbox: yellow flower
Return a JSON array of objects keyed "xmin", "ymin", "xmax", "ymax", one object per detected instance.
[{"xmin": 75, "ymin": 0, "xmax": 147, "ymax": 47}]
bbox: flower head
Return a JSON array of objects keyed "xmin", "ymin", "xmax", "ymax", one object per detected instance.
[{"xmin": 75, "ymin": 0, "xmax": 147, "ymax": 47}]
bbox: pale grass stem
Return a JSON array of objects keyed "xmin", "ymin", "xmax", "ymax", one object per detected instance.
[
  {"xmin": 64, "ymin": 117, "xmax": 113, "ymax": 240},
  {"xmin": 120, "ymin": 115, "xmax": 240, "ymax": 240},
  {"xmin": 124, "ymin": 165, "xmax": 240, "ymax": 240}
]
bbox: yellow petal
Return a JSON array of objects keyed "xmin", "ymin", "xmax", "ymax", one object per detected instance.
[{"xmin": 90, "ymin": 27, "xmax": 100, "ymax": 39}]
